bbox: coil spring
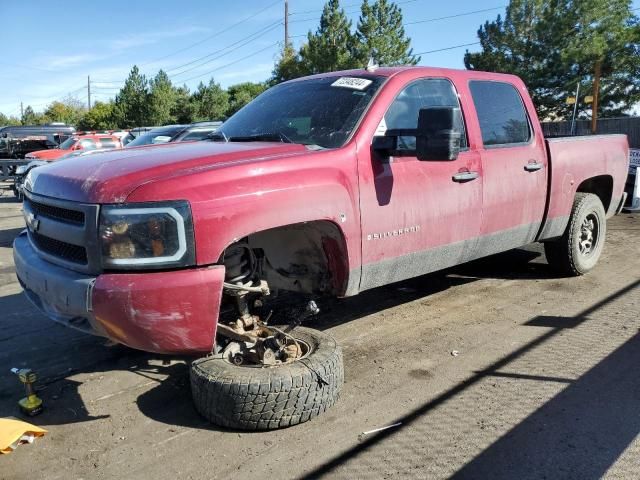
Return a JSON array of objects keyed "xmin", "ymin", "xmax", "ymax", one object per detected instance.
[{"xmin": 224, "ymin": 243, "xmax": 255, "ymax": 284}]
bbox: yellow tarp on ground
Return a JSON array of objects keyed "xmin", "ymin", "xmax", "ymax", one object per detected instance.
[{"xmin": 0, "ymin": 418, "xmax": 47, "ymax": 454}]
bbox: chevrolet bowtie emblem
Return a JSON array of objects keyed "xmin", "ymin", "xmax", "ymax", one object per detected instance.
[{"xmin": 25, "ymin": 212, "xmax": 40, "ymax": 232}]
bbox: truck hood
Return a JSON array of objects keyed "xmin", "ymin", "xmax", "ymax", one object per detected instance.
[
  {"xmin": 26, "ymin": 148, "xmax": 67, "ymax": 161},
  {"xmin": 25, "ymin": 141, "xmax": 309, "ymax": 203}
]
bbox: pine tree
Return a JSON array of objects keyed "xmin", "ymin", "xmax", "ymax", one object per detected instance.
[
  {"xmin": 355, "ymin": 0, "xmax": 419, "ymax": 66},
  {"xmin": 171, "ymin": 85, "xmax": 197, "ymax": 124},
  {"xmin": 465, "ymin": 0, "xmax": 640, "ymax": 119},
  {"xmin": 193, "ymin": 79, "xmax": 229, "ymax": 121},
  {"xmin": 148, "ymin": 70, "xmax": 176, "ymax": 126},
  {"xmin": 299, "ymin": 0, "xmax": 359, "ymax": 74},
  {"xmin": 272, "ymin": 43, "xmax": 306, "ymax": 84},
  {"xmin": 113, "ymin": 66, "xmax": 149, "ymax": 128}
]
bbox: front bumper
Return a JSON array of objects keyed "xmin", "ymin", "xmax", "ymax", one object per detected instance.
[{"xmin": 14, "ymin": 232, "xmax": 225, "ymax": 354}]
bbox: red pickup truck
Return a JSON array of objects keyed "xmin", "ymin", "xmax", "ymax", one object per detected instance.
[
  {"xmin": 25, "ymin": 134, "xmax": 122, "ymax": 161},
  {"xmin": 14, "ymin": 66, "xmax": 629, "ymax": 430}
]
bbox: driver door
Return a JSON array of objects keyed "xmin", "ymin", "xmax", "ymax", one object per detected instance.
[{"xmin": 358, "ymin": 78, "xmax": 483, "ymax": 291}]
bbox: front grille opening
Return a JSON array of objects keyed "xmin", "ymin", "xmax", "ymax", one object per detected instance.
[
  {"xmin": 30, "ymin": 232, "xmax": 88, "ymax": 264},
  {"xmin": 25, "ymin": 198, "xmax": 85, "ymax": 225}
]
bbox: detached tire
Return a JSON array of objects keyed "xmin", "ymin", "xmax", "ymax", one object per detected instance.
[
  {"xmin": 544, "ymin": 193, "xmax": 606, "ymax": 276},
  {"xmin": 190, "ymin": 327, "xmax": 343, "ymax": 430}
]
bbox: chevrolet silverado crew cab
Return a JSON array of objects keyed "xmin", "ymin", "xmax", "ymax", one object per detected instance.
[{"xmin": 14, "ymin": 66, "xmax": 629, "ymax": 430}]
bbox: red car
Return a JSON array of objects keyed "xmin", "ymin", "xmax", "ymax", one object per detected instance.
[
  {"xmin": 14, "ymin": 66, "xmax": 630, "ymax": 430},
  {"xmin": 24, "ymin": 134, "xmax": 122, "ymax": 161}
]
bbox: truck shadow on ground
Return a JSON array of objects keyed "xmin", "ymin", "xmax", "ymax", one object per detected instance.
[
  {"xmin": 1, "ymin": 245, "xmax": 561, "ymax": 433},
  {"xmin": 302, "ymin": 279, "xmax": 640, "ymax": 479}
]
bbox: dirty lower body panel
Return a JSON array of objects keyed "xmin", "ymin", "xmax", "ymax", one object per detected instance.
[{"xmin": 13, "ymin": 232, "xmax": 224, "ymax": 355}]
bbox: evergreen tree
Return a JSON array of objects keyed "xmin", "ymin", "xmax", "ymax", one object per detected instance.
[
  {"xmin": 299, "ymin": 0, "xmax": 359, "ymax": 74},
  {"xmin": 21, "ymin": 106, "xmax": 46, "ymax": 125},
  {"xmin": 465, "ymin": 0, "xmax": 640, "ymax": 119},
  {"xmin": 113, "ymin": 66, "xmax": 149, "ymax": 128},
  {"xmin": 0, "ymin": 112, "xmax": 21, "ymax": 126},
  {"xmin": 148, "ymin": 70, "xmax": 176, "ymax": 126},
  {"xmin": 271, "ymin": 43, "xmax": 306, "ymax": 83},
  {"xmin": 355, "ymin": 0, "xmax": 419, "ymax": 66},
  {"xmin": 192, "ymin": 79, "xmax": 229, "ymax": 121},
  {"xmin": 171, "ymin": 85, "xmax": 197, "ymax": 124}
]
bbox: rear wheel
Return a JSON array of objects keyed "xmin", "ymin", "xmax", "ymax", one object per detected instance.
[
  {"xmin": 190, "ymin": 326, "xmax": 343, "ymax": 430},
  {"xmin": 544, "ymin": 193, "xmax": 606, "ymax": 276}
]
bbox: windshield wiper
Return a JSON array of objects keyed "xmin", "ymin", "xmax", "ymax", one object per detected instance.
[{"xmin": 227, "ymin": 132, "xmax": 294, "ymax": 144}]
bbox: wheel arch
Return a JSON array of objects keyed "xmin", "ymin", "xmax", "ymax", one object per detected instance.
[
  {"xmin": 219, "ymin": 220, "xmax": 353, "ymax": 297},
  {"xmin": 576, "ymin": 174, "xmax": 614, "ymax": 215}
]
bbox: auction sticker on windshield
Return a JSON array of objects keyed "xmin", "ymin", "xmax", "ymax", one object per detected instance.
[{"xmin": 331, "ymin": 77, "xmax": 373, "ymax": 90}]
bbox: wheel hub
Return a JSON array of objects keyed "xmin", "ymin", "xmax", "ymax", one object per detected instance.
[{"xmin": 579, "ymin": 214, "xmax": 598, "ymax": 256}]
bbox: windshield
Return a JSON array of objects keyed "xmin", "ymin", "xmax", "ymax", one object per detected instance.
[
  {"xmin": 217, "ymin": 75, "xmax": 385, "ymax": 149},
  {"xmin": 126, "ymin": 128, "xmax": 183, "ymax": 147},
  {"xmin": 59, "ymin": 137, "xmax": 77, "ymax": 149}
]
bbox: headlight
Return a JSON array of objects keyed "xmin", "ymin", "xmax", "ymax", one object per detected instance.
[{"xmin": 99, "ymin": 201, "xmax": 195, "ymax": 270}]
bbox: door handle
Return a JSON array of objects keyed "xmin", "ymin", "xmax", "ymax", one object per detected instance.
[
  {"xmin": 452, "ymin": 171, "xmax": 479, "ymax": 183},
  {"xmin": 524, "ymin": 162, "xmax": 544, "ymax": 172}
]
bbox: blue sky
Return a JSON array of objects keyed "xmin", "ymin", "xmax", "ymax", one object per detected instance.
[{"xmin": 0, "ymin": 0, "xmax": 638, "ymax": 117}]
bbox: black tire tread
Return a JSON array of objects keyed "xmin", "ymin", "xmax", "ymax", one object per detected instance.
[
  {"xmin": 544, "ymin": 192, "xmax": 605, "ymax": 276},
  {"xmin": 190, "ymin": 327, "xmax": 343, "ymax": 430}
]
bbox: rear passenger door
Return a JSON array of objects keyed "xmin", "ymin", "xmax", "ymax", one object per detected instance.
[{"xmin": 469, "ymin": 80, "xmax": 548, "ymax": 256}]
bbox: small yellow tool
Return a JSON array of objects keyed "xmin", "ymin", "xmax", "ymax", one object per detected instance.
[{"xmin": 10, "ymin": 368, "xmax": 43, "ymax": 416}]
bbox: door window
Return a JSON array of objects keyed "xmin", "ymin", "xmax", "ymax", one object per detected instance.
[
  {"xmin": 382, "ymin": 78, "xmax": 468, "ymax": 151},
  {"xmin": 469, "ymin": 81, "xmax": 531, "ymax": 146},
  {"xmin": 78, "ymin": 139, "xmax": 97, "ymax": 150}
]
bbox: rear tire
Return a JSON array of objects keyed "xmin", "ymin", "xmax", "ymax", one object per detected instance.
[
  {"xmin": 190, "ymin": 327, "xmax": 343, "ymax": 430},
  {"xmin": 544, "ymin": 193, "xmax": 606, "ymax": 276}
]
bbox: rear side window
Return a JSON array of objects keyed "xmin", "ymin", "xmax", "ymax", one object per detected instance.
[
  {"xmin": 78, "ymin": 139, "xmax": 97, "ymax": 150},
  {"xmin": 469, "ymin": 81, "xmax": 531, "ymax": 146},
  {"xmin": 99, "ymin": 138, "xmax": 118, "ymax": 148}
]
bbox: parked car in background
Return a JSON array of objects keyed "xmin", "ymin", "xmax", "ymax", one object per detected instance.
[
  {"xmin": 120, "ymin": 127, "xmax": 155, "ymax": 146},
  {"xmin": 25, "ymin": 133, "xmax": 122, "ymax": 161},
  {"xmin": 125, "ymin": 122, "xmax": 221, "ymax": 147},
  {"xmin": 0, "ymin": 124, "xmax": 76, "ymax": 158}
]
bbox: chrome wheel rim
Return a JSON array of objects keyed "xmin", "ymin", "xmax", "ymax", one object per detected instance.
[{"xmin": 578, "ymin": 213, "xmax": 599, "ymax": 256}]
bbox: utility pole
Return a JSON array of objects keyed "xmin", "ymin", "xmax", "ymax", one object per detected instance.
[
  {"xmin": 284, "ymin": 0, "xmax": 289, "ymax": 47},
  {"xmin": 87, "ymin": 75, "xmax": 91, "ymax": 110},
  {"xmin": 570, "ymin": 82, "xmax": 580, "ymax": 136},
  {"xmin": 591, "ymin": 59, "xmax": 601, "ymax": 134},
  {"xmin": 20, "ymin": 102, "xmax": 23, "ymax": 121}
]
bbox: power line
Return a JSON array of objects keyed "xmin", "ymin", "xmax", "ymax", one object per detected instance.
[
  {"xmin": 405, "ymin": 6, "xmax": 506, "ymax": 25},
  {"xmin": 167, "ymin": 21, "xmax": 282, "ymax": 76},
  {"xmin": 414, "ymin": 42, "xmax": 480, "ymax": 55},
  {"xmin": 139, "ymin": 0, "xmax": 281, "ymax": 67},
  {"xmin": 169, "ymin": 23, "xmax": 282, "ymax": 79},
  {"xmin": 179, "ymin": 42, "xmax": 279, "ymax": 84}
]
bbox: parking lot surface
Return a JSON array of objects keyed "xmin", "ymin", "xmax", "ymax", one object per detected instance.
[{"xmin": 1, "ymin": 189, "xmax": 639, "ymax": 479}]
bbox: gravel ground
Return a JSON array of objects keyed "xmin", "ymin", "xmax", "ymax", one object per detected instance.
[{"xmin": 1, "ymin": 187, "xmax": 639, "ymax": 479}]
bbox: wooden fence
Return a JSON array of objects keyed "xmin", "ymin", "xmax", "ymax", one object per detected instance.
[{"xmin": 542, "ymin": 117, "xmax": 640, "ymax": 148}]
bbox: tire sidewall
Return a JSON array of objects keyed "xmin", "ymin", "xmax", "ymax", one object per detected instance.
[{"xmin": 569, "ymin": 195, "xmax": 606, "ymax": 274}]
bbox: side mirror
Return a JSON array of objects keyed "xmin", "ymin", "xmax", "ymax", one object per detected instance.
[
  {"xmin": 416, "ymin": 106, "xmax": 461, "ymax": 161},
  {"xmin": 371, "ymin": 135, "xmax": 397, "ymax": 158}
]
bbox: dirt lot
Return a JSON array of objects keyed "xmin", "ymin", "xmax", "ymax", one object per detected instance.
[{"xmin": 1, "ymin": 188, "xmax": 639, "ymax": 479}]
